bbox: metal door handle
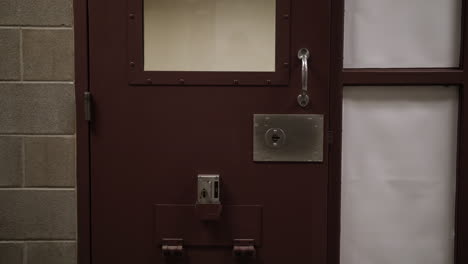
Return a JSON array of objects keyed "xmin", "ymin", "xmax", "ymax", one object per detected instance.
[{"xmin": 297, "ymin": 48, "xmax": 310, "ymax": 107}]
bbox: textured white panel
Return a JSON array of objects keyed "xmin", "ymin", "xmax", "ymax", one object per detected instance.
[
  {"xmin": 344, "ymin": 0, "xmax": 462, "ymax": 68},
  {"xmin": 341, "ymin": 86, "xmax": 458, "ymax": 264}
]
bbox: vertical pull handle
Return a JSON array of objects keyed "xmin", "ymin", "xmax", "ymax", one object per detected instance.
[{"xmin": 297, "ymin": 48, "xmax": 310, "ymax": 107}]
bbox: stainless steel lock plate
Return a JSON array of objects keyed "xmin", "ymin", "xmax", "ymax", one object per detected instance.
[{"xmin": 253, "ymin": 114, "xmax": 324, "ymax": 162}]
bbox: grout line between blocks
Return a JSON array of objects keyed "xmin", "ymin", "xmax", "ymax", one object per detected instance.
[
  {"xmin": 21, "ymin": 137, "xmax": 25, "ymax": 187},
  {"xmin": 0, "ymin": 25, "xmax": 72, "ymax": 30},
  {"xmin": 20, "ymin": 26, "xmax": 73, "ymax": 30},
  {"xmin": 19, "ymin": 28, "xmax": 24, "ymax": 81},
  {"xmin": 0, "ymin": 81, "xmax": 74, "ymax": 84},
  {"xmin": 0, "ymin": 240, "xmax": 76, "ymax": 243},
  {"xmin": 22, "ymin": 242, "xmax": 27, "ymax": 264},
  {"xmin": 0, "ymin": 134, "xmax": 76, "ymax": 138},
  {"xmin": 0, "ymin": 188, "xmax": 75, "ymax": 191}
]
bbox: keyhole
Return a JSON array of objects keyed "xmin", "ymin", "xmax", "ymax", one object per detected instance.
[
  {"xmin": 201, "ymin": 189, "xmax": 207, "ymax": 198},
  {"xmin": 265, "ymin": 128, "xmax": 285, "ymax": 148},
  {"xmin": 272, "ymin": 134, "xmax": 281, "ymax": 143}
]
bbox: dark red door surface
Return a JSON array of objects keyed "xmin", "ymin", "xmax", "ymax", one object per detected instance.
[{"xmin": 88, "ymin": 0, "xmax": 331, "ymax": 263}]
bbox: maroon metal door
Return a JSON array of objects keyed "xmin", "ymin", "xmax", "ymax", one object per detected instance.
[{"xmin": 88, "ymin": 0, "xmax": 331, "ymax": 263}]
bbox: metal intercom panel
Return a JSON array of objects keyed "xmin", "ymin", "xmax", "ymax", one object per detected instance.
[
  {"xmin": 253, "ymin": 114, "xmax": 324, "ymax": 162},
  {"xmin": 197, "ymin": 175, "xmax": 220, "ymax": 204}
]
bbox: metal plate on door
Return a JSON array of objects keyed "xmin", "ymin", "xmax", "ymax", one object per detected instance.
[{"xmin": 253, "ymin": 114, "xmax": 324, "ymax": 162}]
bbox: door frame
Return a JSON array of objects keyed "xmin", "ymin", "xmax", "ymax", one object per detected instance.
[
  {"xmin": 327, "ymin": 1, "xmax": 468, "ymax": 264},
  {"xmin": 74, "ymin": 0, "xmax": 468, "ymax": 263}
]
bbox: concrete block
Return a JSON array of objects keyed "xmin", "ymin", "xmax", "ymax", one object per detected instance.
[
  {"xmin": 24, "ymin": 137, "xmax": 75, "ymax": 187},
  {"xmin": 0, "ymin": 243, "xmax": 23, "ymax": 264},
  {"xmin": 0, "ymin": 83, "xmax": 75, "ymax": 134},
  {"xmin": 23, "ymin": 29, "xmax": 74, "ymax": 81},
  {"xmin": 0, "ymin": 29, "xmax": 20, "ymax": 80},
  {"xmin": 0, "ymin": 190, "xmax": 76, "ymax": 239},
  {"xmin": 0, "ymin": 0, "xmax": 73, "ymax": 26},
  {"xmin": 0, "ymin": 137, "xmax": 23, "ymax": 187},
  {"xmin": 26, "ymin": 242, "xmax": 76, "ymax": 264}
]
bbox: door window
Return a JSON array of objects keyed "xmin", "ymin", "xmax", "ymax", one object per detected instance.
[
  {"xmin": 130, "ymin": 0, "xmax": 290, "ymax": 85},
  {"xmin": 144, "ymin": 0, "xmax": 276, "ymax": 72}
]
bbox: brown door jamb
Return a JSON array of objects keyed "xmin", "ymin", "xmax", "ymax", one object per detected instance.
[{"xmin": 74, "ymin": 0, "xmax": 91, "ymax": 263}]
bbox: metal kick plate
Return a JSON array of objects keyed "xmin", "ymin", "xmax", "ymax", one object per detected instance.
[{"xmin": 253, "ymin": 114, "xmax": 324, "ymax": 162}]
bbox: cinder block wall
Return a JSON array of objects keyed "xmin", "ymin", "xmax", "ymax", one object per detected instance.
[{"xmin": 0, "ymin": 0, "xmax": 77, "ymax": 263}]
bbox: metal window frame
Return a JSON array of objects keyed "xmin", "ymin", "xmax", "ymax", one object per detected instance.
[{"xmin": 127, "ymin": 0, "xmax": 291, "ymax": 86}]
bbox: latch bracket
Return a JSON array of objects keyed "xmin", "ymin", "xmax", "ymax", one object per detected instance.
[
  {"xmin": 233, "ymin": 239, "xmax": 256, "ymax": 258},
  {"xmin": 161, "ymin": 238, "xmax": 184, "ymax": 257},
  {"xmin": 196, "ymin": 174, "xmax": 222, "ymax": 221}
]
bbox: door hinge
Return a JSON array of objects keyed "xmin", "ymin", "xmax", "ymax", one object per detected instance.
[
  {"xmin": 328, "ymin": 131, "xmax": 334, "ymax": 145},
  {"xmin": 233, "ymin": 239, "xmax": 256, "ymax": 258},
  {"xmin": 84, "ymin": 92, "xmax": 92, "ymax": 122},
  {"xmin": 161, "ymin": 239, "xmax": 184, "ymax": 257}
]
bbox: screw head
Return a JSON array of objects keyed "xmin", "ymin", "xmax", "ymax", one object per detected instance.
[
  {"xmin": 146, "ymin": 78, "xmax": 152, "ymax": 84},
  {"xmin": 129, "ymin": 62, "xmax": 135, "ymax": 67},
  {"xmin": 297, "ymin": 94, "xmax": 310, "ymax": 107},
  {"xmin": 233, "ymin": 80, "xmax": 239, "ymax": 85},
  {"xmin": 179, "ymin": 78, "xmax": 185, "ymax": 84},
  {"xmin": 129, "ymin": 14, "xmax": 135, "ymax": 19}
]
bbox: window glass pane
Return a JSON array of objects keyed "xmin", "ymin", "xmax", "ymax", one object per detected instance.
[
  {"xmin": 344, "ymin": 0, "xmax": 462, "ymax": 68},
  {"xmin": 341, "ymin": 86, "xmax": 458, "ymax": 264},
  {"xmin": 144, "ymin": 0, "xmax": 276, "ymax": 72}
]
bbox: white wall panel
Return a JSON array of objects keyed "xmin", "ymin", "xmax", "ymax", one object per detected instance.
[
  {"xmin": 344, "ymin": 0, "xmax": 462, "ymax": 68},
  {"xmin": 341, "ymin": 86, "xmax": 458, "ymax": 264}
]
